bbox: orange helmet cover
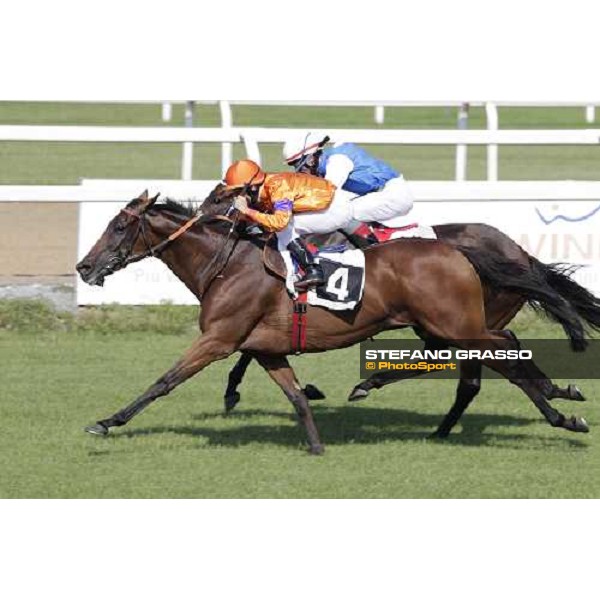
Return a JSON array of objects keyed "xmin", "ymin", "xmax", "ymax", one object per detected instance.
[{"xmin": 224, "ymin": 160, "xmax": 266, "ymax": 188}]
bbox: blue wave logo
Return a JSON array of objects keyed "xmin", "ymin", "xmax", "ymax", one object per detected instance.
[{"xmin": 535, "ymin": 203, "xmax": 600, "ymax": 225}]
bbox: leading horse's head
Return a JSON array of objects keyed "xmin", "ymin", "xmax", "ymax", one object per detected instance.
[
  {"xmin": 199, "ymin": 182, "xmax": 247, "ymax": 217},
  {"xmin": 77, "ymin": 185, "xmax": 247, "ymax": 287},
  {"xmin": 76, "ymin": 189, "xmax": 159, "ymax": 286}
]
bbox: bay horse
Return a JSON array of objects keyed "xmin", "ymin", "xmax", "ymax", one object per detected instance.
[
  {"xmin": 76, "ymin": 189, "xmax": 590, "ymax": 454},
  {"xmin": 224, "ymin": 222, "xmax": 600, "ymax": 437}
]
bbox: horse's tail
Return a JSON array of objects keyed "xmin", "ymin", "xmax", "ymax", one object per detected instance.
[
  {"xmin": 457, "ymin": 245, "xmax": 588, "ymax": 352},
  {"xmin": 528, "ymin": 257, "xmax": 600, "ymax": 332}
]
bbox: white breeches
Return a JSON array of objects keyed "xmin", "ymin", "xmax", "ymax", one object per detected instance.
[
  {"xmin": 275, "ymin": 189, "xmax": 356, "ymax": 294},
  {"xmin": 275, "ymin": 177, "xmax": 415, "ymax": 250},
  {"xmin": 275, "ymin": 188, "xmax": 356, "ymax": 250},
  {"xmin": 349, "ymin": 176, "xmax": 415, "ymax": 228}
]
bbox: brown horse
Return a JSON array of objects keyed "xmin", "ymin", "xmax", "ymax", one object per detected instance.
[
  {"xmin": 224, "ymin": 222, "xmax": 600, "ymax": 436},
  {"xmin": 76, "ymin": 188, "xmax": 590, "ymax": 454}
]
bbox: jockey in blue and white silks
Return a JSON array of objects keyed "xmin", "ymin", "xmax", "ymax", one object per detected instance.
[{"xmin": 282, "ymin": 133, "xmax": 415, "ymax": 230}]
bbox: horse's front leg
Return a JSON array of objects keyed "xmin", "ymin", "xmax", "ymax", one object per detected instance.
[
  {"xmin": 348, "ymin": 336, "xmax": 446, "ymax": 401},
  {"xmin": 348, "ymin": 368, "xmax": 425, "ymax": 401},
  {"xmin": 223, "ymin": 352, "xmax": 253, "ymax": 413},
  {"xmin": 223, "ymin": 353, "xmax": 327, "ymax": 413},
  {"xmin": 431, "ymin": 359, "xmax": 482, "ymax": 438},
  {"xmin": 85, "ymin": 335, "xmax": 237, "ymax": 435},
  {"xmin": 255, "ymin": 355, "xmax": 324, "ymax": 455}
]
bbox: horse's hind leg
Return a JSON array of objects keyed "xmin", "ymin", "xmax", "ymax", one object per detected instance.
[
  {"xmin": 255, "ymin": 355, "xmax": 324, "ymax": 455},
  {"xmin": 509, "ymin": 351, "xmax": 586, "ymax": 402},
  {"xmin": 464, "ymin": 333, "xmax": 589, "ymax": 434},
  {"xmin": 431, "ymin": 329, "xmax": 554, "ymax": 438},
  {"xmin": 549, "ymin": 384, "xmax": 586, "ymax": 402},
  {"xmin": 431, "ymin": 359, "xmax": 482, "ymax": 438},
  {"xmin": 496, "ymin": 330, "xmax": 587, "ymax": 403}
]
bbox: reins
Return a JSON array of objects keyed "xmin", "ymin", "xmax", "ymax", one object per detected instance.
[
  {"xmin": 195, "ymin": 210, "xmax": 241, "ymax": 297},
  {"xmin": 121, "ymin": 209, "xmax": 233, "ymax": 267},
  {"xmin": 119, "ymin": 205, "xmax": 240, "ymax": 298}
]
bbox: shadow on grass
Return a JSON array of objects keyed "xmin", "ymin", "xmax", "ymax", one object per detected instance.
[{"xmin": 113, "ymin": 405, "xmax": 589, "ymax": 451}]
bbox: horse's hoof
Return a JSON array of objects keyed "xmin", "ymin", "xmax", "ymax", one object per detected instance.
[
  {"xmin": 85, "ymin": 423, "xmax": 109, "ymax": 436},
  {"xmin": 568, "ymin": 384, "xmax": 586, "ymax": 402},
  {"xmin": 428, "ymin": 430, "xmax": 449, "ymax": 440},
  {"xmin": 303, "ymin": 384, "xmax": 326, "ymax": 400},
  {"xmin": 348, "ymin": 387, "xmax": 369, "ymax": 402},
  {"xmin": 563, "ymin": 415, "xmax": 589, "ymax": 433},
  {"xmin": 308, "ymin": 444, "xmax": 325, "ymax": 456},
  {"xmin": 224, "ymin": 392, "xmax": 241, "ymax": 413}
]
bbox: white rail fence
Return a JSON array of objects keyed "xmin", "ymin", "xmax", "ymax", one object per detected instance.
[
  {"xmin": 2, "ymin": 179, "xmax": 600, "ymax": 303},
  {"xmin": 2, "ymin": 125, "xmax": 600, "ymax": 183},
  {"xmin": 25, "ymin": 100, "xmax": 599, "ymax": 125},
  {"xmin": 178, "ymin": 100, "xmax": 599, "ymax": 181},
  {"xmin": 211, "ymin": 100, "xmax": 599, "ymax": 126},
  {"xmin": 21, "ymin": 100, "xmax": 599, "ymax": 180}
]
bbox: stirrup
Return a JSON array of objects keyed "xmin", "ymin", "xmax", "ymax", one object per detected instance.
[{"xmin": 294, "ymin": 269, "xmax": 324, "ymax": 290}]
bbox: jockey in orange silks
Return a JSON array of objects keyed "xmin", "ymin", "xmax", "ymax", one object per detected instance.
[{"xmin": 224, "ymin": 159, "xmax": 356, "ymax": 289}]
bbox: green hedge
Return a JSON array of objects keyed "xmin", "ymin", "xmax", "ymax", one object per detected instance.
[{"xmin": 0, "ymin": 299, "xmax": 198, "ymax": 335}]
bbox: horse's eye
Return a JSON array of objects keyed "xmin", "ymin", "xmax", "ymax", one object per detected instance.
[{"xmin": 115, "ymin": 221, "xmax": 127, "ymax": 232}]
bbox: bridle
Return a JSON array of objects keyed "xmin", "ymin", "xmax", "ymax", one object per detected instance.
[
  {"xmin": 119, "ymin": 207, "xmax": 206, "ymax": 267},
  {"xmin": 105, "ymin": 203, "xmax": 241, "ymax": 295}
]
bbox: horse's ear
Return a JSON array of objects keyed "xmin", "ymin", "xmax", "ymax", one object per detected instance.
[{"xmin": 126, "ymin": 190, "xmax": 160, "ymax": 214}]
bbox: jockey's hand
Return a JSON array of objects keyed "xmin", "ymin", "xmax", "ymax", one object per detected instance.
[{"xmin": 233, "ymin": 195, "xmax": 249, "ymax": 214}]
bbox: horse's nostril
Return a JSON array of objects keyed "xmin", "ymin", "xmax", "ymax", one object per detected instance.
[{"xmin": 77, "ymin": 261, "xmax": 92, "ymax": 274}]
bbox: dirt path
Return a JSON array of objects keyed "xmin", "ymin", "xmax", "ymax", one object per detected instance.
[{"xmin": 0, "ymin": 203, "xmax": 78, "ymax": 275}]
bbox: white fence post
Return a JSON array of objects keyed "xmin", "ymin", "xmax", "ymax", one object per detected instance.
[
  {"xmin": 181, "ymin": 101, "xmax": 195, "ymax": 180},
  {"xmin": 455, "ymin": 103, "xmax": 469, "ymax": 181},
  {"xmin": 375, "ymin": 105, "xmax": 385, "ymax": 125},
  {"xmin": 586, "ymin": 105, "xmax": 596, "ymax": 123},
  {"xmin": 219, "ymin": 100, "xmax": 233, "ymax": 176},
  {"xmin": 161, "ymin": 102, "xmax": 172, "ymax": 122},
  {"xmin": 485, "ymin": 101, "xmax": 499, "ymax": 181},
  {"xmin": 241, "ymin": 132, "xmax": 262, "ymax": 165}
]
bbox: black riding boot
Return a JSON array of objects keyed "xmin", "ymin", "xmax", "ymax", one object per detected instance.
[
  {"xmin": 287, "ymin": 238, "xmax": 324, "ymax": 289},
  {"xmin": 343, "ymin": 230, "xmax": 378, "ymax": 249}
]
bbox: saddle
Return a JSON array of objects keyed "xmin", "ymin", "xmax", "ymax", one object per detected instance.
[
  {"xmin": 261, "ymin": 234, "xmax": 288, "ymax": 282},
  {"xmin": 259, "ymin": 233, "xmax": 366, "ymax": 312}
]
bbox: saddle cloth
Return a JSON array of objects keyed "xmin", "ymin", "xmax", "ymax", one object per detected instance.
[
  {"xmin": 283, "ymin": 247, "xmax": 366, "ymax": 311},
  {"xmin": 278, "ymin": 223, "xmax": 435, "ymax": 310},
  {"xmin": 373, "ymin": 222, "xmax": 437, "ymax": 242}
]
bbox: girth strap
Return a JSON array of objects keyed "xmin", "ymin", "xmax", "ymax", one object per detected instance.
[{"xmin": 292, "ymin": 291, "xmax": 308, "ymax": 354}]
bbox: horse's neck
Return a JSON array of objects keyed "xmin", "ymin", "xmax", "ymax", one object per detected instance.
[
  {"xmin": 146, "ymin": 214, "xmax": 211, "ymax": 297},
  {"xmin": 148, "ymin": 214, "xmax": 244, "ymax": 299}
]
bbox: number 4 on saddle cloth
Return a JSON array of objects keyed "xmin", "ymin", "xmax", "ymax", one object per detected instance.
[
  {"xmin": 304, "ymin": 246, "xmax": 366, "ymax": 311},
  {"xmin": 275, "ymin": 241, "xmax": 365, "ymax": 310}
]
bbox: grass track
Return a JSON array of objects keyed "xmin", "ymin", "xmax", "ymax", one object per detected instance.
[{"xmin": 1, "ymin": 309, "xmax": 599, "ymax": 498}]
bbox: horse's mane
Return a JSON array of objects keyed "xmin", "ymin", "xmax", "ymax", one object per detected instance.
[
  {"xmin": 152, "ymin": 198, "xmax": 201, "ymax": 218},
  {"xmin": 150, "ymin": 195, "xmax": 252, "ymax": 237},
  {"xmin": 150, "ymin": 185, "xmax": 235, "ymax": 220}
]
